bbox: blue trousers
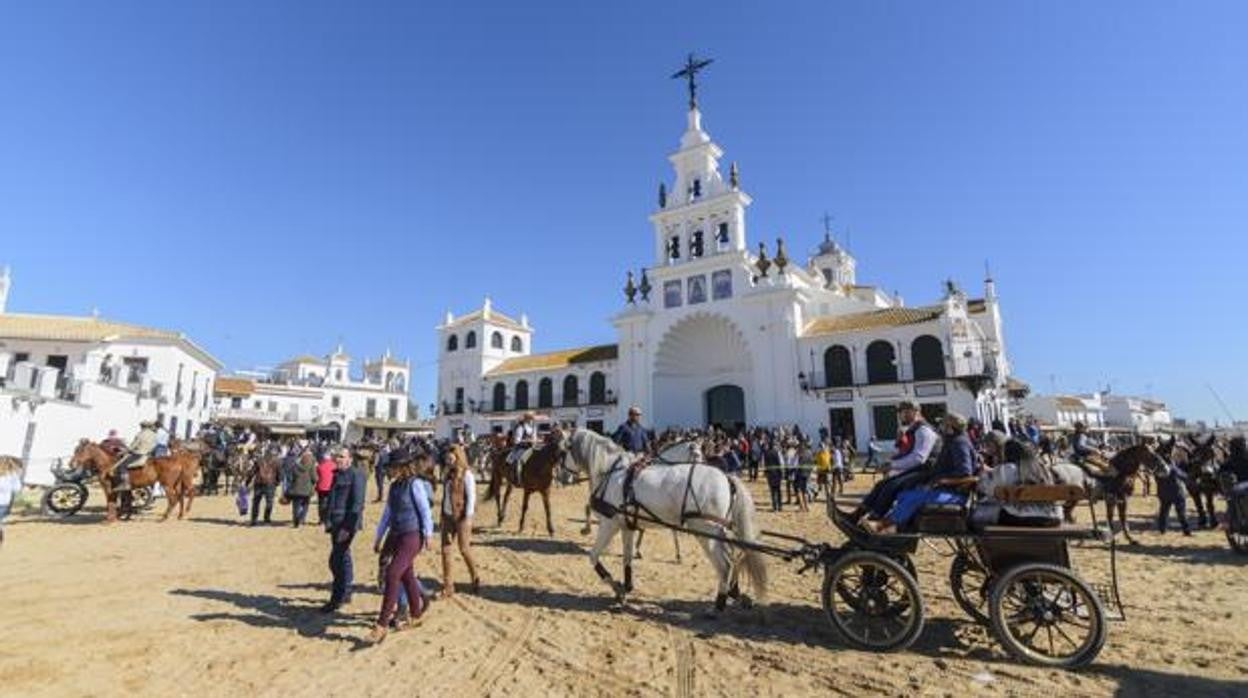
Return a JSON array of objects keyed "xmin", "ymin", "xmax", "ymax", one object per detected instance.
[
  {"xmin": 889, "ymin": 488, "xmax": 966, "ymax": 527},
  {"xmin": 862, "ymin": 469, "xmax": 929, "ymax": 519},
  {"xmin": 328, "ymin": 532, "xmax": 355, "ymax": 603}
]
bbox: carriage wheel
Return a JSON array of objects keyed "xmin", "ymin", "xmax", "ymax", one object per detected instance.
[
  {"xmin": 41, "ymin": 484, "xmax": 88, "ymax": 518},
  {"xmin": 989, "ymin": 563, "xmax": 1106, "ymax": 669},
  {"xmin": 822, "ymin": 551, "xmax": 925, "ymax": 652},
  {"xmin": 132, "ymin": 487, "xmax": 155, "ymax": 511},
  {"xmin": 949, "ymin": 552, "xmax": 992, "ymax": 625}
]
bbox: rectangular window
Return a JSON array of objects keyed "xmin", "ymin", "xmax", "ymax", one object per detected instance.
[
  {"xmin": 687, "ymin": 275, "xmax": 707, "ymax": 304},
  {"xmin": 872, "ymin": 405, "xmax": 899, "ymax": 441},
  {"xmin": 230, "ymin": 397, "xmax": 242, "ymax": 409},
  {"xmin": 711, "ymin": 270, "xmax": 732, "ymax": 300},
  {"xmin": 169, "ymin": 416, "xmax": 178, "ymax": 436},
  {"xmin": 455, "ymin": 387, "xmax": 465, "ymax": 414},
  {"xmin": 268, "ymin": 401, "xmax": 278, "ymax": 413},
  {"xmin": 185, "ymin": 420, "xmax": 193, "ymax": 440},
  {"xmin": 331, "ymin": 396, "xmax": 341, "ymax": 409},
  {"xmin": 920, "ymin": 403, "xmax": 948, "ymax": 425},
  {"xmin": 664, "ymin": 280, "xmax": 682, "ymax": 308},
  {"xmin": 388, "ymin": 399, "xmax": 398, "ymax": 420},
  {"xmin": 366, "ymin": 398, "xmax": 376, "ymax": 418}
]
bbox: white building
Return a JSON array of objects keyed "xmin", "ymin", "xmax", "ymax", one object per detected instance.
[
  {"xmin": 1102, "ymin": 394, "xmax": 1173, "ymax": 435},
  {"xmin": 212, "ymin": 346, "xmax": 419, "ymax": 442},
  {"xmin": 0, "ymin": 267, "xmax": 222, "ymax": 484},
  {"xmin": 1019, "ymin": 393, "xmax": 1107, "ymax": 430},
  {"xmin": 435, "ymin": 79, "xmax": 1014, "ymax": 447}
]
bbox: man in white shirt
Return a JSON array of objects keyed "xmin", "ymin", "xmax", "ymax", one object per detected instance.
[
  {"xmin": 853, "ymin": 401, "xmax": 940, "ymax": 522},
  {"xmin": 508, "ymin": 412, "xmax": 539, "ymax": 483}
]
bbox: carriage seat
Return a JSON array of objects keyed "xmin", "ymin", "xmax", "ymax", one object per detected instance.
[{"xmin": 912, "ymin": 477, "xmax": 981, "ymax": 534}]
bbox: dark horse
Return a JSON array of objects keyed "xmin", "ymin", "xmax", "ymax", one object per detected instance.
[
  {"xmin": 1180, "ymin": 435, "xmax": 1224, "ymax": 529},
  {"xmin": 484, "ymin": 431, "xmax": 566, "ymax": 536},
  {"xmin": 1053, "ymin": 443, "xmax": 1169, "ymax": 545}
]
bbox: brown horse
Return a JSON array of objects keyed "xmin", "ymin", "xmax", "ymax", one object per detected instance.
[
  {"xmin": 1054, "ymin": 443, "xmax": 1169, "ymax": 545},
  {"xmin": 69, "ymin": 440, "xmax": 200, "ymax": 523},
  {"xmin": 484, "ymin": 432, "xmax": 566, "ymax": 536}
]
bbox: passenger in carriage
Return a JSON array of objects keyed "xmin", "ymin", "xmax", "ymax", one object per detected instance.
[
  {"xmin": 1220, "ymin": 436, "xmax": 1248, "ymax": 496},
  {"xmin": 975, "ymin": 439, "xmax": 1062, "ymax": 528},
  {"xmin": 863, "ymin": 413, "xmax": 976, "ymax": 535}
]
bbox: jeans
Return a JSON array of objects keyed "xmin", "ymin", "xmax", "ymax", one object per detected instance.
[
  {"xmin": 1158, "ymin": 497, "xmax": 1190, "ymax": 533},
  {"xmin": 290, "ymin": 495, "xmax": 310, "ymax": 527},
  {"xmin": 888, "ymin": 488, "xmax": 965, "ymax": 527},
  {"xmin": 250, "ymin": 484, "xmax": 275, "ymax": 524},
  {"xmin": 862, "ymin": 469, "xmax": 929, "ymax": 519},
  {"xmin": 328, "ymin": 531, "xmax": 355, "ymax": 603},
  {"xmin": 765, "ymin": 469, "xmax": 783, "ymax": 511},
  {"xmin": 316, "ymin": 492, "xmax": 329, "ymax": 525}
]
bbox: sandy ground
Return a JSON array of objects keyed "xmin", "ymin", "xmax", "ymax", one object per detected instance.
[{"xmin": 1, "ymin": 476, "xmax": 1246, "ymax": 698}]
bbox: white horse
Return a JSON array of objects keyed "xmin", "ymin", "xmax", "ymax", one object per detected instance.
[{"xmin": 564, "ymin": 429, "xmax": 767, "ymax": 612}]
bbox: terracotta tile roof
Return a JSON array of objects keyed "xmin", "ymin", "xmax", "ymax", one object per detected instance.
[
  {"xmin": 1056, "ymin": 396, "xmax": 1087, "ymax": 409},
  {"xmin": 486, "ymin": 344, "xmax": 618, "ymax": 376},
  {"xmin": 447, "ymin": 309, "xmax": 525, "ymax": 332},
  {"xmin": 1005, "ymin": 376, "xmax": 1031, "ymax": 394},
  {"xmin": 0, "ymin": 312, "xmax": 180, "ymax": 342},
  {"xmin": 213, "ymin": 377, "xmax": 255, "ymax": 397},
  {"xmin": 802, "ymin": 306, "xmax": 944, "ymax": 337}
]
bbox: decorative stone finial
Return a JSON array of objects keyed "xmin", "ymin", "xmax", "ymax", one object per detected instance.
[
  {"xmin": 658, "ymin": 182, "xmax": 667, "ymax": 208},
  {"xmin": 482, "ymin": 296, "xmax": 492, "ymax": 319},
  {"xmin": 730, "ymin": 161, "xmax": 739, "ymax": 189},
  {"xmin": 624, "ymin": 271, "xmax": 637, "ymax": 304},
  {"xmin": 639, "ymin": 269, "xmax": 652, "ymax": 301},
  {"xmin": 774, "ymin": 237, "xmax": 789, "ymax": 272},
  {"xmin": 755, "ymin": 242, "xmax": 771, "ymax": 278}
]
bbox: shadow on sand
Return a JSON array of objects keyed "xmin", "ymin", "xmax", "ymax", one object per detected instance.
[
  {"xmin": 476, "ymin": 537, "xmax": 585, "ymax": 556},
  {"xmin": 169, "ymin": 588, "xmax": 374, "ymax": 650}
]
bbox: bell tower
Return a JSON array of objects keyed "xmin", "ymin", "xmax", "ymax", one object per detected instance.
[{"xmin": 649, "ymin": 55, "xmax": 751, "ymax": 268}]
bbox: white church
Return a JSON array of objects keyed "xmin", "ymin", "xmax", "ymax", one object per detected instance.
[{"xmin": 435, "ymin": 66, "xmax": 1013, "ymax": 448}]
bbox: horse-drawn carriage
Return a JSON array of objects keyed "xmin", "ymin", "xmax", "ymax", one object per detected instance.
[
  {"xmin": 41, "ymin": 459, "xmax": 153, "ymax": 518},
  {"xmin": 818, "ymin": 485, "xmax": 1123, "ymax": 669}
]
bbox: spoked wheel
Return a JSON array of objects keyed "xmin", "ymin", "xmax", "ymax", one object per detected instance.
[
  {"xmin": 989, "ymin": 563, "xmax": 1106, "ymax": 669},
  {"xmin": 131, "ymin": 486, "xmax": 155, "ymax": 511},
  {"xmin": 1228, "ymin": 522, "xmax": 1248, "ymax": 555},
  {"xmin": 42, "ymin": 484, "xmax": 88, "ymax": 518},
  {"xmin": 822, "ymin": 551, "xmax": 925, "ymax": 652},
  {"xmin": 949, "ymin": 552, "xmax": 992, "ymax": 624}
]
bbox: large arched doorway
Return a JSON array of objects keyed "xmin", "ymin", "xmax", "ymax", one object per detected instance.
[
  {"xmin": 705, "ymin": 385, "xmax": 746, "ymax": 432},
  {"xmin": 652, "ymin": 313, "xmax": 753, "ymax": 429}
]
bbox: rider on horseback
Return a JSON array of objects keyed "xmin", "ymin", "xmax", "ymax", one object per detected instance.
[
  {"xmin": 1070, "ymin": 422, "xmax": 1116, "ymax": 478},
  {"xmin": 113, "ymin": 421, "xmax": 158, "ymax": 491},
  {"xmin": 508, "ymin": 412, "xmax": 539, "ymax": 483}
]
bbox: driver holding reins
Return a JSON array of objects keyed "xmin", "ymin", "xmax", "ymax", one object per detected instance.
[
  {"xmin": 113, "ymin": 420, "xmax": 158, "ymax": 491},
  {"xmin": 1070, "ymin": 422, "xmax": 1116, "ymax": 478}
]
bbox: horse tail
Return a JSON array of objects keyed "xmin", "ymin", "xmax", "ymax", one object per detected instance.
[{"xmin": 729, "ymin": 475, "xmax": 768, "ymax": 602}]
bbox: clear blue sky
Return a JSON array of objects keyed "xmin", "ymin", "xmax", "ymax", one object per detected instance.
[{"xmin": 2, "ymin": 2, "xmax": 1245, "ymax": 423}]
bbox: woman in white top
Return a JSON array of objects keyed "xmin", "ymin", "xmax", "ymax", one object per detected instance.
[
  {"xmin": 0, "ymin": 457, "xmax": 24, "ymax": 547},
  {"xmin": 978, "ymin": 440, "xmax": 1061, "ymax": 526},
  {"xmin": 438, "ymin": 445, "xmax": 479, "ymax": 598}
]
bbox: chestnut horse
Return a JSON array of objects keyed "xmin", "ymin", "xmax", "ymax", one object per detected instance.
[
  {"xmin": 483, "ymin": 431, "xmax": 567, "ymax": 535},
  {"xmin": 69, "ymin": 440, "xmax": 200, "ymax": 523}
]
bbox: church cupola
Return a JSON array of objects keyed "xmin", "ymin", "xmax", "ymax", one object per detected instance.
[
  {"xmin": 807, "ymin": 216, "xmax": 856, "ymax": 289},
  {"xmin": 649, "ymin": 55, "xmax": 752, "ymax": 267}
]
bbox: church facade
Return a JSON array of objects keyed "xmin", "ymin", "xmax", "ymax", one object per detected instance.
[{"xmin": 435, "ymin": 84, "xmax": 1013, "ymax": 448}]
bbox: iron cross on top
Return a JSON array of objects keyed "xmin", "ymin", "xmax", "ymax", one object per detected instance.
[{"xmin": 671, "ymin": 53, "xmax": 714, "ymax": 110}]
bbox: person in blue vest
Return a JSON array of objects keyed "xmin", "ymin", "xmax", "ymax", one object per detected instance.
[
  {"xmin": 366, "ymin": 446, "xmax": 434, "ymax": 644},
  {"xmin": 612, "ymin": 406, "xmax": 652, "ymax": 454}
]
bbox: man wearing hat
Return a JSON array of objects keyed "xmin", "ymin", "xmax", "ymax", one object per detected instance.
[
  {"xmin": 852, "ymin": 400, "xmax": 939, "ymax": 523},
  {"xmin": 1070, "ymin": 422, "xmax": 1115, "ymax": 478},
  {"xmin": 112, "ymin": 420, "xmax": 159, "ymax": 491},
  {"xmin": 509, "ymin": 411, "xmax": 539, "ymax": 483},
  {"xmin": 612, "ymin": 406, "xmax": 652, "ymax": 455}
]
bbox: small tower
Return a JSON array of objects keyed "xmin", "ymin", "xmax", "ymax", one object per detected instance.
[
  {"xmin": 807, "ymin": 232, "xmax": 856, "ymax": 289},
  {"xmin": 326, "ymin": 343, "xmax": 351, "ymax": 384},
  {"xmin": 0, "ymin": 266, "xmax": 10, "ymax": 314}
]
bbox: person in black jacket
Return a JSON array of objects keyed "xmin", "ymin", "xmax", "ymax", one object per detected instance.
[
  {"xmin": 864, "ymin": 413, "xmax": 975, "ymax": 534},
  {"xmin": 322, "ymin": 446, "xmax": 367, "ymax": 613}
]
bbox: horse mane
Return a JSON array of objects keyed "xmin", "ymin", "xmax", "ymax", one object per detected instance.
[{"xmin": 569, "ymin": 429, "xmax": 625, "ymax": 484}]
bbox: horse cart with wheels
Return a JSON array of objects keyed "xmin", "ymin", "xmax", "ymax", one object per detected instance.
[
  {"xmin": 1219, "ymin": 472, "xmax": 1248, "ymax": 554},
  {"xmin": 818, "ymin": 484, "xmax": 1124, "ymax": 669},
  {"xmin": 41, "ymin": 460, "xmax": 153, "ymax": 518}
]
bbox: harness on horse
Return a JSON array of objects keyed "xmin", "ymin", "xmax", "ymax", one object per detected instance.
[{"xmin": 590, "ymin": 455, "xmax": 738, "ymax": 532}]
